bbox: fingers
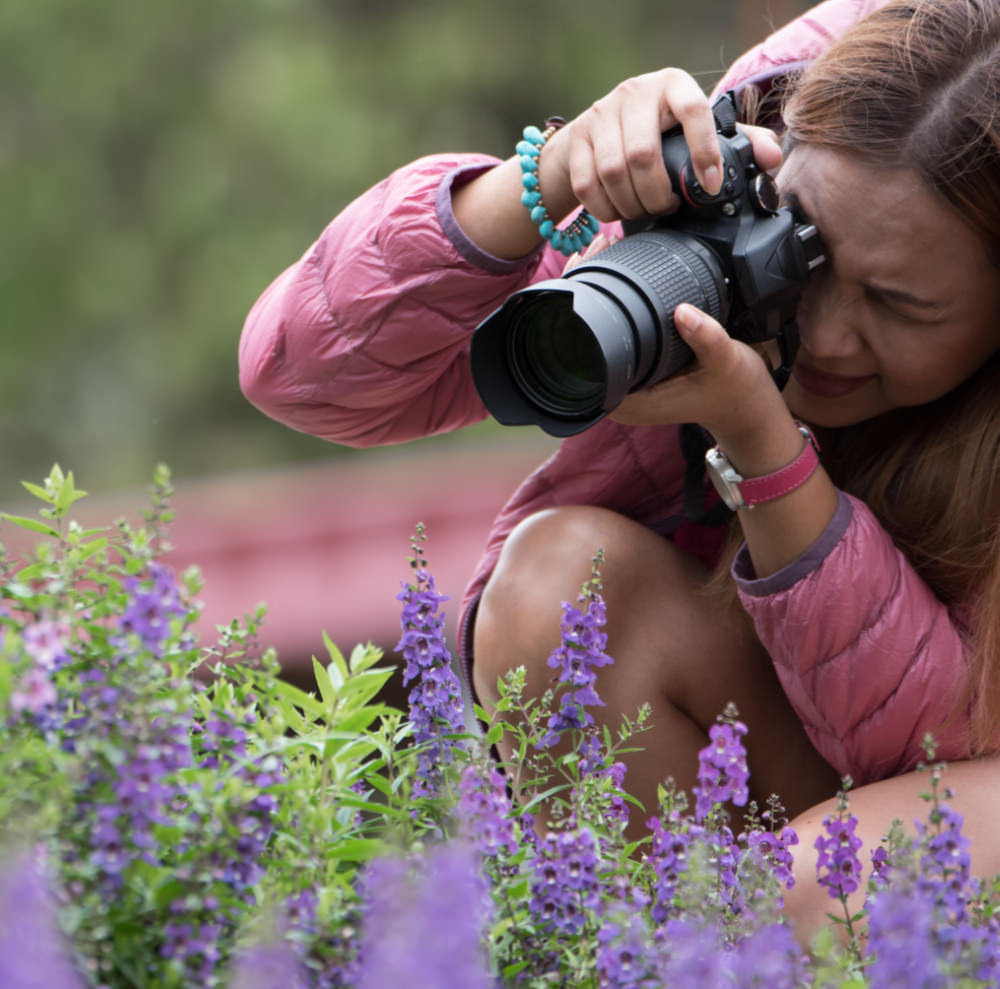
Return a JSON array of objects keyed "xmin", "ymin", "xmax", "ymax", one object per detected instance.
[
  {"xmin": 657, "ymin": 69, "xmax": 723, "ymax": 195},
  {"xmin": 740, "ymin": 123, "xmax": 784, "ymax": 173},
  {"xmin": 673, "ymin": 303, "xmax": 734, "ymax": 371},
  {"xmin": 568, "ymin": 68, "xmax": 716, "ymax": 221}
]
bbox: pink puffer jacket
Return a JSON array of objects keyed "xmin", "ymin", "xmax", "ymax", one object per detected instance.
[{"xmin": 240, "ymin": 0, "xmax": 977, "ymax": 785}]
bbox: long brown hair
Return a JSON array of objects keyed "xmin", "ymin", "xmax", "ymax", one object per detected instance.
[{"xmin": 746, "ymin": 0, "xmax": 1000, "ymax": 750}]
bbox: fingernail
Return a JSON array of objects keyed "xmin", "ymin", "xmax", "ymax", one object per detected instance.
[{"xmin": 702, "ymin": 165, "xmax": 722, "ymax": 196}]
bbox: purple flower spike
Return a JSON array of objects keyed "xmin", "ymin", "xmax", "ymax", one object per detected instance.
[
  {"xmin": 356, "ymin": 843, "xmax": 491, "ymax": 989},
  {"xmin": 866, "ymin": 884, "xmax": 943, "ymax": 989},
  {"xmin": 457, "ymin": 763, "xmax": 518, "ymax": 859},
  {"xmin": 226, "ymin": 936, "xmax": 308, "ymax": 989},
  {"xmin": 0, "ymin": 852, "xmax": 85, "ymax": 989},
  {"xmin": 396, "ymin": 560, "xmax": 465, "ymax": 799},
  {"xmin": 693, "ymin": 719, "xmax": 750, "ymax": 822},
  {"xmin": 815, "ymin": 810, "xmax": 864, "ymax": 900},
  {"xmin": 529, "ymin": 827, "xmax": 601, "ymax": 936},
  {"xmin": 118, "ymin": 561, "xmax": 186, "ymax": 657},
  {"xmin": 538, "ymin": 579, "xmax": 613, "ymax": 750}
]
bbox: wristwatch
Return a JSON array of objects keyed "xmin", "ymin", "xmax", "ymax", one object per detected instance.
[{"xmin": 705, "ymin": 424, "xmax": 820, "ymax": 511}]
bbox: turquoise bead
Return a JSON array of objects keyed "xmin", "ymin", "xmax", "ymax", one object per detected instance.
[
  {"xmin": 530, "ymin": 205, "xmax": 548, "ymax": 224},
  {"xmin": 521, "ymin": 190, "xmax": 542, "ymax": 208},
  {"xmin": 521, "ymin": 172, "xmax": 539, "ymax": 190},
  {"xmin": 519, "ymin": 155, "xmax": 538, "ymax": 172},
  {"xmin": 522, "ymin": 125, "xmax": 545, "ymax": 144},
  {"xmin": 550, "ymin": 230, "xmax": 564, "ymax": 252},
  {"xmin": 516, "ymin": 140, "xmax": 539, "ymax": 157},
  {"xmin": 539, "ymin": 219, "xmax": 555, "ymax": 239}
]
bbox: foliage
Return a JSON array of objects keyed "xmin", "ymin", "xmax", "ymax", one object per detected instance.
[
  {"xmin": 3, "ymin": 464, "xmax": 999, "ymax": 987},
  {"xmin": 2, "ymin": 0, "xmax": 809, "ymax": 500}
]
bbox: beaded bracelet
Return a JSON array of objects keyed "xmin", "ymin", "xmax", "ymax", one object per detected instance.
[{"xmin": 518, "ymin": 119, "xmax": 601, "ymax": 256}]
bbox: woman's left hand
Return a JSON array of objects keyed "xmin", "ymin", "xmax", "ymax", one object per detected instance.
[{"xmin": 609, "ymin": 302, "xmax": 787, "ymax": 444}]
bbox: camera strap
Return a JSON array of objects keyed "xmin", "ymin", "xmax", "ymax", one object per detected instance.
[{"xmin": 679, "ymin": 423, "xmax": 734, "ymax": 526}]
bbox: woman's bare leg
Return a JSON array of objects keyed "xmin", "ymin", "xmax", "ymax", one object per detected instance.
[
  {"xmin": 472, "ymin": 505, "xmax": 839, "ymax": 829},
  {"xmin": 785, "ymin": 755, "xmax": 1000, "ymax": 944}
]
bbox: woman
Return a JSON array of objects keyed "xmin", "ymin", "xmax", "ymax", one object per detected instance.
[{"xmin": 239, "ymin": 0, "xmax": 1000, "ymax": 938}]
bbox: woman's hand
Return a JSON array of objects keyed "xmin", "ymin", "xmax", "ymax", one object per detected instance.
[
  {"xmin": 609, "ymin": 303, "xmax": 789, "ymax": 450},
  {"xmin": 545, "ymin": 68, "xmax": 784, "ymax": 223}
]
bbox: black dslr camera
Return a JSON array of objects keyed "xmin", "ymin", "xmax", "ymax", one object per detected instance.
[{"xmin": 469, "ymin": 91, "xmax": 825, "ymax": 437}]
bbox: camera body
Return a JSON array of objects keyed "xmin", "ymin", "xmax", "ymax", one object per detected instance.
[{"xmin": 470, "ymin": 91, "xmax": 825, "ymax": 437}]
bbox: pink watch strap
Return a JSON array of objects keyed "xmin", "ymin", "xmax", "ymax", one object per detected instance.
[{"xmin": 738, "ymin": 426, "xmax": 820, "ymax": 506}]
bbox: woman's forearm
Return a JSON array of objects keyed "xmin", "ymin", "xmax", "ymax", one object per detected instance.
[{"xmin": 450, "ymin": 128, "xmax": 580, "ymax": 260}]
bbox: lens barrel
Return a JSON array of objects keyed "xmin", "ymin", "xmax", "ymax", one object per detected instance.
[{"xmin": 470, "ymin": 230, "xmax": 730, "ymax": 436}]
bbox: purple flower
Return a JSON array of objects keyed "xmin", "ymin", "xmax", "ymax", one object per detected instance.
[
  {"xmin": 647, "ymin": 816, "xmax": 697, "ymax": 924},
  {"xmin": 915, "ymin": 802, "xmax": 972, "ymax": 922},
  {"xmin": 815, "ymin": 810, "xmax": 864, "ymax": 900},
  {"xmin": 22, "ymin": 619, "xmax": 70, "ymax": 670},
  {"xmin": 597, "ymin": 913, "xmax": 654, "ymax": 989},
  {"xmin": 226, "ymin": 936, "xmax": 308, "ymax": 989},
  {"xmin": 538, "ymin": 586, "xmax": 613, "ymax": 749},
  {"xmin": 693, "ymin": 719, "xmax": 750, "ymax": 822},
  {"xmin": 456, "ymin": 763, "xmax": 518, "ymax": 858},
  {"xmin": 866, "ymin": 883, "xmax": 944, "ymax": 989},
  {"xmin": 396, "ymin": 565, "xmax": 465, "ymax": 798},
  {"xmin": 10, "ymin": 667, "xmax": 57, "ymax": 717},
  {"xmin": 118, "ymin": 561, "xmax": 186, "ymax": 657},
  {"xmin": 656, "ymin": 919, "xmax": 733, "ymax": 988},
  {"xmin": 356, "ymin": 842, "xmax": 491, "ymax": 989},
  {"xmin": 731, "ymin": 922, "xmax": 807, "ymax": 989},
  {"xmin": 745, "ymin": 825, "xmax": 798, "ymax": 890},
  {"xmin": 529, "ymin": 827, "xmax": 601, "ymax": 936},
  {"xmin": 0, "ymin": 851, "xmax": 85, "ymax": 989}
]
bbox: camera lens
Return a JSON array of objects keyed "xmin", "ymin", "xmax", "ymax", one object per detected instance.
[{"xmin": 508, "ymin": 294, "xmax": 605, "ymax": 416}]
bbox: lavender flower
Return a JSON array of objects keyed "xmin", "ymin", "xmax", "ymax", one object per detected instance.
[
  {"xmin": 647, "ymin": 816, "xmax": 696, "ymax": 924},
  {"xmin": 744, "ymin": 825, "xmax": 798, "ymax": 891},
  {"xmin": 529, "ymin": 826, "xmax": 601, "ymax": 936},
  {"xmin": 225, "ymin": 932, "xmax": 307, "ymax": 989},
  {"xmin": 456, "ymin": 762, "xmax": 518, "ymax": 859},
  {"xmin": 915, "ymin": 801, "xmax": 972, "ymax": 922},
  {"xmin": 356, "ymin": 842, "xmax": 491, "ymax": 989},
  {"xmin": 22, "ymin": 618, "xmax": 70, "ymax": 670},
  {"xmin": 10, "ymin": 667, "xmax": 57, "ymax": 717},
  {"xmin": 597, "ymin": 885, "xmax": 655, "ymax": 989},
  {"xmin": 731, "ymin": 922, "xmax": 807, "ymax": 989},
  {"xmin": 655, "ymin": 918, "xmax": 732, "ymax": 988},
  {"xmin": 814, "ymin": 803, "xmax": 864, "ymax": 900},
  {"xmin": 693, "ymin": 717, "xmax": 750, "ymax": 822},
  {"xmin": 866, "ymin": 883, "xmax": 944, "ymax": 989},
  {"xmin": 538, "ymin": 561, "xmax": 613, "ymax": 749},
  {"xmin": 0, "ymin": 851, "xmax": 85, "ymax": 989},
  {"xmin": 118, "ymin": 561, "xmax": 186, "ymax": 657},
  {"xmin": 397, "ymin": 555, "xmax": 465, "ymax": 799}
]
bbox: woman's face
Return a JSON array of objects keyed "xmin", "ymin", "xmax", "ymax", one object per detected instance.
[{"xmin": 776, "ymin": 145, "xmax": 1000, "ymax": 428}]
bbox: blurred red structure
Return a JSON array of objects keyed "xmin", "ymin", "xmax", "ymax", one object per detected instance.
[{"xmin": 2, "ymin": 440, "xmax": 556, "ymax": 687}]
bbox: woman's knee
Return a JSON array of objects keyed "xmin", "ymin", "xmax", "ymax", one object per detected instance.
[{"xmin": 472, "ymin": 507, "xmax": 626, "ymax": 701}]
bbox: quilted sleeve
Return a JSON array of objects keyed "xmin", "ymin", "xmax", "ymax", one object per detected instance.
[
  {"xmin": 734, "ymin": 492, "xmax": 974, "ymax": 785},
  {"xmin": 238, "ymin": 154, "xmax": 571, "ymax": 448}
]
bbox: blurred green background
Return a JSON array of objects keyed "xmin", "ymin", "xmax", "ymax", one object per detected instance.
[{"xmin": 2, "ymin": 0, "xmax": 809, "ymax": 502}]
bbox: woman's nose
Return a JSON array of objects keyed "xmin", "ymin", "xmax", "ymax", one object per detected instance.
[{"xmin": 796, "ymin": 277, "xmax": 865, "ymax": 360}]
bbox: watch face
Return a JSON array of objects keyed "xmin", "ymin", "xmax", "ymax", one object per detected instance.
[{"xmin": 705, "ymin": 448, "xmax": 742, "ymax": 511}]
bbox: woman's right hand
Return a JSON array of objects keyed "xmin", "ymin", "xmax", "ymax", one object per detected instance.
[{"xmin": 543, "ymin": 68, "xmax": 784, "ymax": 223}]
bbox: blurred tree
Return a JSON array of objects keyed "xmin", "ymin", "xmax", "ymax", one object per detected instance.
[{"xmin": 0, "ymin": 0, "xmax": 808, "ymax": 502}]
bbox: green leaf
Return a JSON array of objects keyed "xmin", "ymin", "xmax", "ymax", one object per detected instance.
[
  {"xmin": 483, "ymin": 722, "xmax": 504, "ymax": 746},
  {"xmin": 328, "ymin": 838, "xmax": 384, "ymax": 862},
  {"xmin": 20, "ymin": 480, "xmax": 53, "ymax": 503},
  {"xmin": 312, "ymin": 655, "xmax": 338, "ymax": 710},
  {"xmin": 53, "ymin": 470, "xmax": 87, "ymax": 516},
  {"xmin": 323, "ymin": 631, "xmax": 350, "ymax": 682},
  {"xmin": 1, "ymin": 514, "xmax": 60, "ymax": 538}
]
